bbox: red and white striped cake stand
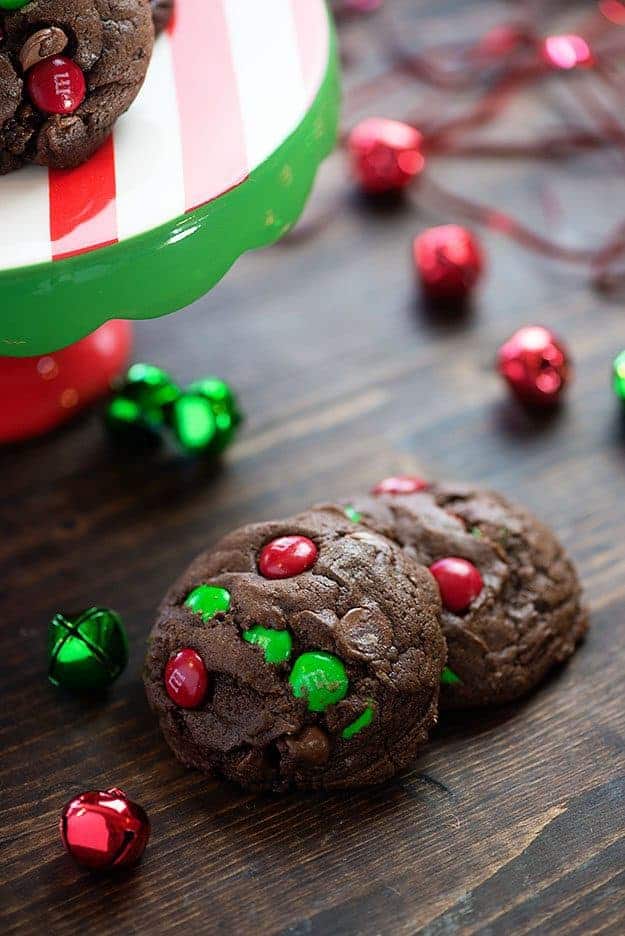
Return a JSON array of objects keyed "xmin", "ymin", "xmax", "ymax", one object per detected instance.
[{"xmin": 1, "ymin": 0, "xmax": 339, "ymax": 442}]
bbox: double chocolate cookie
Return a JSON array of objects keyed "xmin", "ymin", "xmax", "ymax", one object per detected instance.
[
  {"xmin": 144, "ymin": 509, "xmax": 446, "ymax": 792},
  {"xmin": 320, "ymin": 478, "xmax": 588, "ymax": 708},
  {"xmin": 0, "ymin": 0, "xmax": 154, "ymax": 173}
]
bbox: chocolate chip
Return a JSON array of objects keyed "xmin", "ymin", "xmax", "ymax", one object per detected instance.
[
  {"xmin": 335, "ymin": 607, "xmax": 393, "ymax": 661},
  {"xmin": 20, "ymin": 28, "xmax": 68, "ymax": 74},
  {"xmin": 285, "ymin": 727, "xmax": 330, "ymax": 766}
]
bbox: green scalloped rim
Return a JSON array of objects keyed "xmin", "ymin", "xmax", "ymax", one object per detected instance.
[{"xmin": 0, "ymin": 18, "xmax": 340, "ymax": 358}]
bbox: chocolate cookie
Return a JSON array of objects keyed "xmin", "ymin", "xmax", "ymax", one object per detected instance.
[
  {"xmin": 151, "ymin": 0, "xmax": 174, "ymax": 35},
  {"xmin": 144, "ymin": 509, "xmax": 446, "ymax": 792},
  {"xmin": 0, "ymin": 0, "xmax": 154, "ymax": 173},
  {"xmin": 318, "ymin": 479, "xmax": 588, "ymax": 708}
]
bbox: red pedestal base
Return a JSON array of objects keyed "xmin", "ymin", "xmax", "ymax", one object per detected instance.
[{"xmin": 2, "ymin": 321, "xmax": 133, "ymax": 444}]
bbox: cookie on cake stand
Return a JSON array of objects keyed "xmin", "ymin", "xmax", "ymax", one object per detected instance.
[
  {"xmin": 0, "ymin": 0, "xmax": 339, "ymax": 442},
  {"xmin": 0, "ymin": 0, "xmax": 154, "ymax": 175}
]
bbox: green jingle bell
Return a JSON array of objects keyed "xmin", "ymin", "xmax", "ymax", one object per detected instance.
[
  {"xmin": 123, "ymin": 364, "xmax": 181, "ymax": 418},
  {"xmin": 48, "ymin": 608, "xmax": 128, "ymax": 692},
  {"xmin": 186, "ymin": 377, "xmax": 243, "ymax": 452},
  {"xmin": 105, "ymin": 363, "xmax": 181, "ymax": 448},
  {"xmin": 169, "ymin": 377, "xmax": 243, "ymax": 456},
  {"xmin": 104, "ymin": 396, "xmax": 163, "ymax": 449},
  {"xmin": 105, "ymin": 364, "xmax": 242, "ymax": 457},
  {"xmin": 168, "ymin": 393, "xmax": 218, "ymax": 454},
  {"xmin": 613, "ymin": 350, "xmax": 625, "ymax": 403}
]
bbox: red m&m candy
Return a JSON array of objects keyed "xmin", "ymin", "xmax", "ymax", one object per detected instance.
[
  {"xmin": 258, "ymin": 536, "xmax": 318, "ymax": 579},
  {"xmin": 372, "ymin": 476, "xmax": 428, "ymax": 495},
  {"xmin": 429, "ymin": 557, "xmax": 483, "ymax": 613},
  {"xmin": 27, "ymin": 56, "xmax": 86, "ymax": 115},
  {"xmin": 164, "ymin": 649, "xmax": 208, "ymax": 708}
]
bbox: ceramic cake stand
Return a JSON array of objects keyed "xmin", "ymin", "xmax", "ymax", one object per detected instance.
[{"xmin": 1, "ymin": 0, "xmax": 339, "ymax": 443}]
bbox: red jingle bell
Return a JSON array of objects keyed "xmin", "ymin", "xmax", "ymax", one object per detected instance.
[
  {"xmin": 348, "ymin": 117, "xmax": 425, "ymax": 194},
  {"xmin": 27, "ymin": 55, "xmax": 86, "ymax": 115},
  {"xmin": 60, "ymin": 788, "xmax": 150, "ymax": 870},
  {"xmin": 413, "ymin": 225, "xmax": 484, "ymax": 301},
  {"xmin": 542, "ymin": 34, "xmax": 593, "ymax": 71},
  {"xmin": 497, "ymin": 325, "xmax": 570, "ymax": 407}
]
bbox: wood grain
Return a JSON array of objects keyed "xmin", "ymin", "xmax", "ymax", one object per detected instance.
[{"xmin": 2, "ymin": 1, "xmax": 625, "ymax": 932}]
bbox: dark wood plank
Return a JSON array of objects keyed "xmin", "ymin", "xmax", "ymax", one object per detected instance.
[{"xmin": 2, "ymin": 1, "xmax": 625, "ymax": 933}]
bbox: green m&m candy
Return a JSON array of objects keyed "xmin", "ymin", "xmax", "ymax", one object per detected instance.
[
  {"xmin": 342, "ymin": 703, "xmax": 374, "ymax": 739},
  {"xmin": 289, "ymin": 651, "xmax": 349, "ymax": 712},
  {"xmin": 344, "ymin": 504, "xmax": 362, "ymax": 523},
  {"xmin": 184, "ymin": 585, "xmax": 231, "ymax": 621},
  {"xmin": 243, "ymin": 626, "xmax": 292, "ymax": 664},
  {"xmin": 441, "ymin": 665, "xmax": 462, "ymax": 686},
  {"xmin": 0, "ymin": 1, "xmax": 31, "ymax": 9},
  {"xmin": 47, "ymin": 608, "xmax": 128, "ymax": 692}
]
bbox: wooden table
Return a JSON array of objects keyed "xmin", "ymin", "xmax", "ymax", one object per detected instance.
[{"xmin": 3, "ymin": 2, "xmax": 625, "ymax": 932}]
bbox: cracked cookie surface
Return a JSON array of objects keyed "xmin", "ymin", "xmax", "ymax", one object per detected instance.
[
  {"xmin": 0, "ymin": 0, "xmax": 153, "ymax": 173},
  {"xmin": 144, "ymin": 509, "xmax": 445, "ymax": 792},
  {"xmin": 318, "ymin": 483, "xmax": 588, "ymax": 708}
]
